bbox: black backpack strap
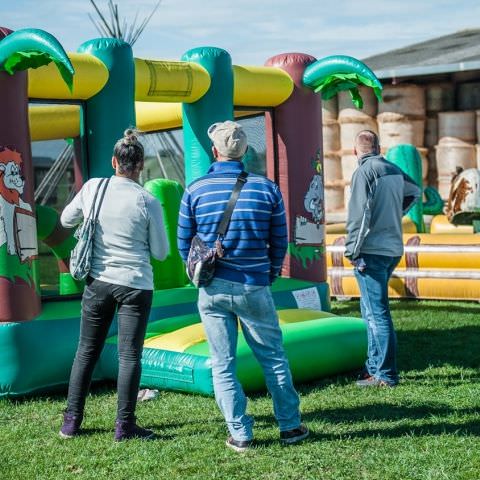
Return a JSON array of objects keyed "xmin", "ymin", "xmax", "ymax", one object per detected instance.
[{"xmin": 216, "ymin": 171, "xmax": 248, "ymax": 237}]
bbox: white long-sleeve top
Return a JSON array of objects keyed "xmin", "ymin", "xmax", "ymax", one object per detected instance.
[{"xmin": 61, "ymin": 176, "xmax": 169, "ymax": 290}]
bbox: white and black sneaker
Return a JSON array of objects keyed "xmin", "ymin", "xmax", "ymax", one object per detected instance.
[
  {"xmin": 280, "ymin": 424, "xmax": 310, "ymax": 445},
  {"xmin": 226, "ymin": 436, "xmax": 252, "ymax": 452}
]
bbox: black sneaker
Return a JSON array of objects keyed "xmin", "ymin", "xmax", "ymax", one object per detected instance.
[
  {"xmin": 226, "ymin": 436, "xmax": 252, "ymax": 452},
  {"xmin": 114, "ymin": 420, "xmax": 156, "ymax": 441},
  {"xmin": 357, "ymin": 370, "xmax": 373, "ymax": 381},
  {"xmin": 356, "ymin": 377, "xmax": 396, "ymax": 388},
  {"xmin": 280, "ymin": 424, "xmax": 309, "ymax": 445}
]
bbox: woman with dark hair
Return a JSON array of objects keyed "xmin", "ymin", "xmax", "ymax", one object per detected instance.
[{"xmin": 59, "ymin": 129, "xmax": 169, "ymax": 441}]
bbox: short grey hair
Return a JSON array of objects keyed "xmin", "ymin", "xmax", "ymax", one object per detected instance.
[{"xmin": 355, "ymin": 130, "xmax": 380, "ymax": 156}]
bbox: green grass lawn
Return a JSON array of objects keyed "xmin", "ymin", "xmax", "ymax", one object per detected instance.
[{"xmin": 1, "ymin": 299, "xmax": 480, "ymax": 480}]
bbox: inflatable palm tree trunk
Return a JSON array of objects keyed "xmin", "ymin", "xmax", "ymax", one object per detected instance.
[{"xmin": 0, "ymin": 27, "xmax": 73, "ymax": 322}]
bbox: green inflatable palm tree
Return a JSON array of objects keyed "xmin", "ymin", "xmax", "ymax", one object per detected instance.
[
  {"xmin": 303, "ymin": 54, "xmax": 383, "ymax": 108},
  {"xmin": 0, "ymin": 27, "xmax": 74, "ymax": 88}
]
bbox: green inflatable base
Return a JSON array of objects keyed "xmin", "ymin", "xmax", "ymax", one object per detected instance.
[
  {"xmin": 100, "ymin": 314, "xmax": 366, "ymax": 396},
  {"xmin": 0, "ymin": 278, "xmax": 363, "ymax": 397}
]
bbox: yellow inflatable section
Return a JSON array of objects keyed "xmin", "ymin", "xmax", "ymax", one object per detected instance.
[
  {"xmin": 429, "ymin": 215, "xmax": 474, "ymax": 234},
  {"xmin": 135, "ymin": 102, "xmax": 263, "ymax": 133},
  {"xmin": 327, "ymin": 234, "xmax": 480, "ymax": 270},
  {"xmin": 135, "ymin": 102, "xmax": 183, "ymax": 132},
  {"xmin": 326, "ymin": 233, "xmax": 480, "ymax": 300},
  {"xmin": 29, "ymin": 105, "xmax": 81, "ymax": 141},
  {"xmin": 143, "ymin": 309, "xmax": 334, "ymax": 353},
  {"xmin": 134, "ymin": 58, "xmax": 211, "ymax": 103},
  {"xmin": 233, "ymin": 65, "xmax": 293, "ymax": 106},
  {"xmin": 27, "ymin": 51, "xmax": 294, "ymax": 107},
  {"xmin": 328, "ymin": 275, "xmax": 480, "ymax": 301},
  {"xmin": 28, "ymin": 53, "xmax": 108, "ymax": 100},
  {"xmin": 27, "ymin": 50, "xmax": 295, "ymax": 141},
  {"xmin": 326, "ymin": 217, "xmax": 417, "ymax": 234},
  {"xmin": 28, "ymin": 103, "xmax": 266, "ymax": 141},
  {"xmin": 144, "ymin": 323, "xmax": 206, "ymax": 352}
]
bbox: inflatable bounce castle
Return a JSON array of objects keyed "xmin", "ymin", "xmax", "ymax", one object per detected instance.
[
  {"xmin": 2, "ymin": 26, "xmax": 479, "ymax": 398},
  {"xmin": 0, "ymin": 27, "xmax": 385, "ymax": 396}
]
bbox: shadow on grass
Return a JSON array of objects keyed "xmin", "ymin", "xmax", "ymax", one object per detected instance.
[
  {"xmin": 332, "ymin": 298, "xmax": 480, "ymax": 317},
  {"xmin": 61, "ymin": 427, "xmax": 176, "ymax": 441},
  {"xmin": 306, "ymin": 418, "xmax": 480, "ymax": 441},
  {"xmin": 254, "ymin": 403, "xmax": 480, "ymax": 442},
  {"xmin": 1, "ymin": 381, "xmax": 118, "ymax": 405},
  {"xmin": 334, "ymin": 298, "xmax": 480, "ymax": 373},
  {"xmin": 256, "ymin": 403, "xmax": 479, "ymax": 424},
  {"xmin": 75, "ymin": 427, "xmax": 111, "ymax": 436},
  {"xmin": 303, "ymin": 403, "xmax": 479, "ymax": 423},
  {"xmin": 397, "ymin": 326, "xmax": 480, "ymax": 373}
]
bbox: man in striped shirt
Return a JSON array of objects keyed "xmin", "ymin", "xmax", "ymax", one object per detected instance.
[{"xmin": 178, "ymin": 121, "xmax": 308, "ymax": 452}]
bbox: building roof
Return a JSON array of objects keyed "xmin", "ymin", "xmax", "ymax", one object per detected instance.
[{"xmin": 363, "ymin": 29, "xmax": 480, "ymax": 79}]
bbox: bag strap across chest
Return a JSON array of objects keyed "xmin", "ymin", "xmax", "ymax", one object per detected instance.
[{"xmin": 216, "ymin": 171, "xmax": 248, "ymax": 237}]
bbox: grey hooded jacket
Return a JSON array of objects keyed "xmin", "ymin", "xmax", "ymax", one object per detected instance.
[{"xmin": 345, "ymin": 153, "xmax": 421, "ymax": 260}]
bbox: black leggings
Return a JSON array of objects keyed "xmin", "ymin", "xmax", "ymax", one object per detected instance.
[{"xmin": 66, "ymin": 277, "xmax": 153, "ymax": 421}]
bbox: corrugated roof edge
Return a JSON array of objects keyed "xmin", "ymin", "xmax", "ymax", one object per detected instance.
[
  {"xmin": 374, "ymin": 60, "xmax": 480, "ymax": 79},
  {"xmin": 363, "ymin": 29, "xmax": 480, "ymax": 79}
]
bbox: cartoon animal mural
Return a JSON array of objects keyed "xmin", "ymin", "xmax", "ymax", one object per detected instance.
[
  {"xmin": 290, "ymin": 148, "xmax": 325, "ymax": 277},
  {"xmin": 0, "ymin": 147, "xmax": 37, "ymax": 261},
  {"xmin": 295, "ymin": 168, "xmax": 325, "ymax": 246},
  {"xmin": 304, "ymin": 174, "xmax": 324, "ymax": 223}
]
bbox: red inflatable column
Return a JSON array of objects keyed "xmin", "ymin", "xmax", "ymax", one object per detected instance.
[
  {"xmin": 265, "ymin": 53, "xmax": 326, "ymax": 283},
  {"xmin": 0, "ymin": 28, "xmax": 41, "ymax": 322}
]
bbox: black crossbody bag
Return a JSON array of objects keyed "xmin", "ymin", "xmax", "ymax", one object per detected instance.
[{"xmin": 187, "ymin": 171, "xmax": 248, "ymax": 288}]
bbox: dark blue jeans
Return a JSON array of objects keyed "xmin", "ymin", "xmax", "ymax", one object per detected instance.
[
  {"xmin": 66, "ymin": 277, "xmax": 152, "ymax": 421},
  {"xmin": 353, "ymin": 253, "xmax": 401, "ymax": 385}
]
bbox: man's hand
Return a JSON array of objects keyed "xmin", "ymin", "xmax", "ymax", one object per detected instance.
[
  {"xmin": 350, "ymin": 257, "xmax": 367, "ymax": 272},
  {"xmin": 345, "ymin": 256, "xmax": 356, "ymax": 267}
]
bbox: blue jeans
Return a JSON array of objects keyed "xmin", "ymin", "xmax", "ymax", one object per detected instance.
[
  {"xmin": 353, "ymin": 253, "xmax": 401, "ymax": 386},
  {"xmin": 198, "ymin": 278, "xmax": 301, "ymax": 441}
]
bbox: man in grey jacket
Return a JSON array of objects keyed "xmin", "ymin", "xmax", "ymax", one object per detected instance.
[{"xmin": 345, "ymin": 130, "xmax": 420, "ymax": 387}]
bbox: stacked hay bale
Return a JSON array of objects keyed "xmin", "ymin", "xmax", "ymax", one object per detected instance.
[
  {"xmin": 325, "ymin": 80, "xmax": 480, "ymax": 211},
  {"xmin": 322, "ymin": 97, "xmax": 343, "ymax": 212},
  {"xmin": 457, "ymin": 82, "xmax": 480, "ymax": 193},
  {"xmin": 432, "ymin": 82, "xmax": 479, "ymax": 199},
  {"xmin": 425, "ymin": 83, "xmax": 455, "ymax": 187},
  {"xmin": 338, "ymin": 86, "xmax": 378, "ymax": 211},
  {"xmin": 435, "ymin": 111, "xmax": 476, "ymax": 198},
  {"xmin": 477, "ymin": 111, "xmax": 480, "ymax": 169},
  {"xmin": 377, "ymin": 84, "xmax": 428, "ymax": 183}
]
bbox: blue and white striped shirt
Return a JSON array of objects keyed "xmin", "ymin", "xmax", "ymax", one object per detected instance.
[{"xmin": 177, "ymin": 161, "xmax": 287, "ymax": 286}]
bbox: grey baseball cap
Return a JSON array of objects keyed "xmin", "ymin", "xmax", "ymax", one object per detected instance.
[{"xmin": 207, "ymin": 120, "xmax": 248, "ymax": 159}]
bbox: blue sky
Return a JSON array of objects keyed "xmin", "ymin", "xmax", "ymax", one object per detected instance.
[{"xmin": 2, "ymin": 0, "xmax": 480, "ymax": 65}]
